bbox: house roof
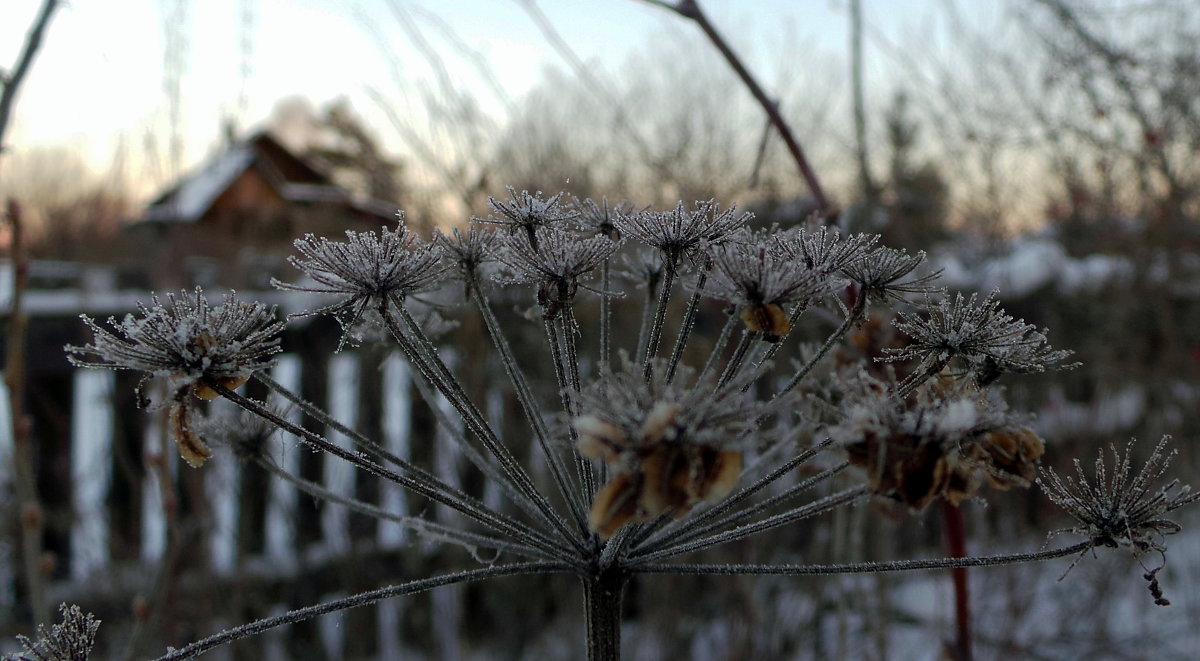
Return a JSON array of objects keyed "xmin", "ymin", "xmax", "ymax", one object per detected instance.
[{"xmin": 140, "ymin": 132, "xmax": 397, "ymax": 223}]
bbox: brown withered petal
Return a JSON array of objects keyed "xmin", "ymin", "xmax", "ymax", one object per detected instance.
[
  {"xmin": 192, "ymin": 376, "xmax": 249, "ymax": 401},
  {"xmin": 639, "ymin": 446, "xmax": 692, "ymax": 516},
  {"xmin": 169, "ymin": 396, "xmax": 212, "ymax": 468},
  {"xmin": 589, "ymin": 472, "xmax": 643, "ymax": 539},
  {"xmin": 741, "ymin": 303, "xmax": 791, "ymax": 340},
  {"xmin": 639, "ymin": 402, "xmax": 682, "ymax": 445}
]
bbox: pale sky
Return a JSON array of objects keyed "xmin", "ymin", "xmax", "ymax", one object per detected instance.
[{"xmin": 1, "ymin": 0, "xmax": 994, "ymax": 199}]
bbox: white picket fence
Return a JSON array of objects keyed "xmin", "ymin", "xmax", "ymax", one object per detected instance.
[{"xmin": 0, "ymin": 348, "xmax": 492, "ymax": 658}]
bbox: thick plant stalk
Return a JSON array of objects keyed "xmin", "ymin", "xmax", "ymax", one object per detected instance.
[
  {"xmin": 582, "ymin": 567, "xmax": 627, "ymax": 661},
  {"xmin": 943, "ymin": 501, "xmax": 973, "ymax": 661},
  {"xmin": 5, "ymin": 200, "xmax": 48, "ymax": 626}
]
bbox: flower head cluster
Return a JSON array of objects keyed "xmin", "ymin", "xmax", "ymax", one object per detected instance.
[
  {"xmin": 829, "ymin": 377, "xmax": 1044, "ymax": 510},
  {"xmin": 2, "ymin": 603, "xmax": 99, "ymax": 661},
  {"xmin": 67, "ymin": 289, "xmax": 282, "ymax": 468},
  {"xmin": 574, "ymin": 360, "xmax": 760, "ymax": 537},
  {"xmin": 435, "ymin": 226, "xmax": 500, "ymax": 295},
  {"xmin": 1039, "ymin": 437, "xmax": 1199, "ymax": 605},
  {"xmin": 67, "ymin": 289, "xmax": 282, "ymax": 393},
  {"xmin": 704, "ymin": 241, "xmax": 837, "ymax": 339},
  {"xmin": 885, "ymin": 291, "xmax": 1072, "ymax": 382},
  {"xmin": 773, "ymin": 225, "xmax": 878, "ymax": 275},
  {"xmin": 493, "ymin": 227, "xmax": 621, "ymax": 319},
  {"xmin": 274, "ymin": 225, "xmax": 447, "ymax": 346},
  {"xmin": 475, "ymin": 189, "xmax": 576, "ymax": 236},
  {"xmin": 1039, "ymin": 437, "xmax": 1198, "ymax": 555},
  {"xmin": 843, "ymin": 246, "xmax": 941, "ymax": 303},
  {"xmin": 615, "ymin": 200, "xmax": 750, "ymax": 266},
  {"xmin": 573, "ymin": 196, "xmax": 634, "ymax": 239}
]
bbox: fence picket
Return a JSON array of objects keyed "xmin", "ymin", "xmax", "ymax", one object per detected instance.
[
  {"xmin": 70, "ymin": 369, "xmax": 114, "ymax": 580},
  {"xmin": 322, "ymin": 353, "xmax": 359, "ymax": 553},
  {"xmin": 378, "ymin": 353, "xmax": 411, "ymax": 548},
  {"xmin": 266, "ymin": 355, "xmax": 302, "ymax": 565}
]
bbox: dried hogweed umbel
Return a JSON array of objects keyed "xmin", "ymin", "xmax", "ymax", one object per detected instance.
[{"xmin": 67, "ymin": 289, "xmax": 283, "ymax": 466}]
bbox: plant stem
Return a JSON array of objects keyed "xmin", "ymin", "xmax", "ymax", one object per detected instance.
[
  {"xmin": 772, "ymin": 295, "xmax": 866, "ymax": 402},
  {"xmin": 943, "ymin": 501, "xmax": 973, "ymax": 661},
  {"xmin": 665, "ymin": 257, "xmax": 711, "ymax": 383},
  {"xmin": 3, "ymin": 200, "xmax": 48, "ymax": 627},
  {"xmin": 151, "ymin": 562, "xmax": 572, "ymax": 661},
  {"xmin": 642, "ymin": 262, "xmax": 677, "ymax": 382},
  {"xmin": 582, "ymin": 567, "xmax": 627, "ymax": 661},
  {"xmin": 637, "ymin": 540, "xmax": 1093, "ymax": 575},
  {"xmin": 468, "ymin": 279, "xmax": 590, "ymax": 533}
]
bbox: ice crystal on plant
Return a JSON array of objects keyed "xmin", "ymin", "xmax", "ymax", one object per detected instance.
[
  {"xmin": 574, "ymin": 359, "xmax": 760, "ymax": 537},
  {"xmin": 773, "ymin": 225, "xmax": 878, "ymax": 275},
  {"xmin": 885, "ymin": 291, "xmax": 1071, "ymax": 380},
  {"xmin": 435, "ymin": 226, "xmax": 499, "ymax": 296},
  {"xmin": 476, "ymin": 189, "xmax": 576, "ymax": 239},
  {"xmin": 843, "ymin": 246, "xmax": 941, "ymax": 303},
  {"xmin": 2, "ymin": 604, "xmax": 99, "ymax": 661},
  {"xmin": 573, "ymin": 196, "xmax": 634, "ymax": 239},
  {"xmin": 493, "ymin": 226, "xmax": 621, "ymax": 318},
  {"xmin": 273, "ymin": 224, "xmax": 447, "ymax": 348},
  {"xmin": 66, "ymin": 288, "xmax": 282, "ymax": 392},
  {"xmin": 705, "ymin": 242, "xmax": 835, "ymax": 323},
  {"xmin": 614, "ymin": 200, "xmax": 750, "ymax": 266},
  {"xmin": 1039, "ymin": 436, "xmax": 1200, "ymax": 605}
]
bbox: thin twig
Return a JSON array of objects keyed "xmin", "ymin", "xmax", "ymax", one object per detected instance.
[
  {"xmin": 635, "ymin": 541, "xmax": 1094, "ymax": 576},
  {"xmin": 150, "ymin": 562, "xmax": 574, "ymax": 661},
  {"xmin": 640, "ymin": 0, "xmax": 834, "ymax": 220}
]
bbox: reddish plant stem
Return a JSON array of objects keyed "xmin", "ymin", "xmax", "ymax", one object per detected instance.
[
  {"xmin": 4, "ymin": 199, "xmax": 49, "ymax": 627},
  {"xmin": 942, "ymin": 501, "xmax": 973, "ymax": 661}
]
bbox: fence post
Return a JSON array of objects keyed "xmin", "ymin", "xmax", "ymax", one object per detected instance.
[
  {"xmin": 266, "ymin": 355, "xmax": 301, "ymax": 565},
  {"xmin": 378, "ymin": 352, "xmax": 410, "ymax": 548},
  {"xmin": 322, "ymin": 353, "xmax": 359, "ymax": 553},
  {"xmin": 0, "ymin": 378, "xmax": 14, "ymax": 611},
  {"xmin": 70, "ymin": 369, "xmax": 113, "ymax": 580}
]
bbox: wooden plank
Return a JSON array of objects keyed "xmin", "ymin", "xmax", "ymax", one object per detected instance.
[
  {"xmin": 322, "ymin": 353, "xmax": 359, "ymax": 553},
  {"xmin": 70, "ymin": 369, "xmax": 113, "ymax": 580},
  {"xmin": 378, "ymin": 353, "xmax": 411, "ymax": 548},
  {"xmin": 265, "ymin": 355, "xmax": 301, "ymax": 565}
]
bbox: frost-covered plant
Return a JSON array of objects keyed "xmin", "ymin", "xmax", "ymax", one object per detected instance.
[
  {"xmin": 58, "ymin": 190, "xmax": 1196, "ymax": 661},
  {"xmin": 2, "ymin": 604, "xmax": 99, "ymax": 661}
]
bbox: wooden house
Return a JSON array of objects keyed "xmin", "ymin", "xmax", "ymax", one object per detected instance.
[{"xmin": 126, "ymin": 131, "xmax": 399, "ymax": 289}]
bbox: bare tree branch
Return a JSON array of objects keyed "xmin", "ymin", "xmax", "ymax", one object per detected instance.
[
  {"xmin": 641, "ymin": 0, "xmax": 835, "ymax": 221},
  {"xmin": 0, "ymin": 0, "xmax": 59, "ymax": 160}
]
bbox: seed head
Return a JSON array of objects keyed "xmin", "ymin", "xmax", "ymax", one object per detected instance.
[
  {"xmin": 475, "ymin": 188, "xmax": 576, "ymax": 236},
  {"xmin": 3, "ymin": 603, "xmax": 100, "ymax": 661},
  {"xmin": 493, "ymin": 226, "xmax": 621, "ymax": 319},
  {"xmin": 67, "ymin": 288, "xmax": 282, "ymax": 393},
  {"xmin": 885, "ymin": 292, "xmax": 1072, "ymax": 381},
  {"xmin": 843, "ymin": 246, "xmax": 942, "ymax": 303},
  {"xmin": 830, "ymin": 378, "xmax": 1042, "ymax": 510},
  {"xmin": 704, "ymin": 241, "xmax": 836, "ymax": 339},
  {"xmin": 273, "ymin": 224, "xmax": 447, "ymax": 348},
  {"xmin": 574, "ymin": 359, "xmax": 761, "ymax": 537},
  {"xmin": 1039, "ymin": 436, "xmax": 1199, "ymax": 605},
  {"xmin": 614, "ymin": 200, "xmax": 750, "ymax": 266}
]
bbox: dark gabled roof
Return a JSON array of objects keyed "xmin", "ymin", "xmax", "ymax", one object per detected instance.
[{"xmin": 140, "ymin": 132, "xmax": 396, "ymax": 223}]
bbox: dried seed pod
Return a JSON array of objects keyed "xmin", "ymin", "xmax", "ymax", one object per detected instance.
[
  {"xmin": 192, "ymin": 376, "xmax": 249, "ymax": 401},
  {"xmin": 740, "ymin": 303, "xmax": 791, "ymax": 341},
  {"xmin": 589, "ymin": 472, "xmax": 643, "ymax": 539},
  {"xmin": 169, "ymin": 396, "xmax": 212, "ymax": 468},
  {"xmin": 574, "ymin": 415, "xmax": 626, "ymax": 460}
]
